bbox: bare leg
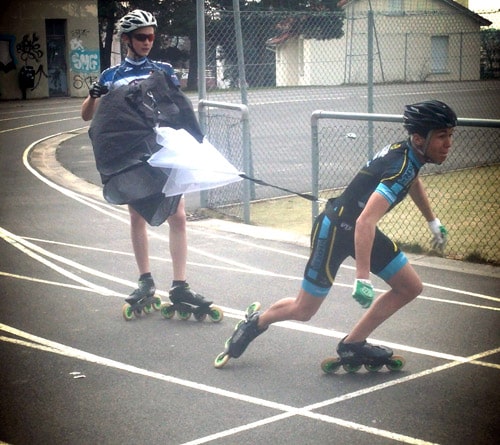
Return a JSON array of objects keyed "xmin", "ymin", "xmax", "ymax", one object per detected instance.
[
  {"xmin": 344, "ymin": 262, "xmax": 423, "ymax": 343},
  {"xmin": 257, "ymin": 288, "xmax": 325, "ymax": 330},
  {"xmin": 167, "ymin": 198, "xmax": 187, "ymax": 281},
  {"xmin": 129, "ymin": 205, "xmax": 150, "ymax": 275}
]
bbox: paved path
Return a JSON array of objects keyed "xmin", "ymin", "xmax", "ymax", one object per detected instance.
[{"xmin": 0, "ymin": 97, "xmax": 498, "ymax": 445}]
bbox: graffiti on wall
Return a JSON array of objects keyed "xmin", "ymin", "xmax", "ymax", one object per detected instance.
[
  {"xmin": 2, "ymin": 28, "xmax": 101, "ymax": 97},
  {"xmin": 0, "ymin": 34, "xmax": 17, "ymax": 73},
  {"xmin": 16, "ymin": 32, "xmax": 43, "ymax": 63},
  {"xmin": 15, "ymin": 32, "xmax": 47, "ymax": 96},
  {"xmin": 70, "ymin": 28, "xmax": 99, "ymax": 90}
]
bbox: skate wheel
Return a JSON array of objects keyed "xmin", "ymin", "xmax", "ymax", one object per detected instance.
[
  {"xmin": 209, "ymin": 306, "xmax": 224, "ymax": 323},
  {"xmin": 321, "ymin": 357, "xmax": 341, "ymax": 374},
  {"xmin": 177, "ymin": 310, "xmax": 191, "ymax": 320},
  {"xmin": 364, "ymin": 363, "xmax": 384, "ymax": 372},
  {"xmin": 342, "ymin": 363, "xmax": 362, "ymax": 373},
  {"xmin": 386, "ymin": 355, "xmax": 406, "ymax": 371},
  {"xmin": 214, "ymin": 352, "xmax": 230, "ymax": 368},
  {"xmin": 153, "ymin": 297, "xmax": 162, "ymax": 311},
  {"xmin": 143, "ymin": 303, "xmax": 153, "ymax": 314},
  {"xmin": 122, "ymin": 303, "xmax": 134, "ymax": 321},
  {"xmin": 233, "ymin": 319, "xmax": 245, "ymax": 331},
  {"xmin": 160, "ymin": 302, "xmax": 175, "ymax": 319},
  {"xmin": 224, "ymin": 336, "xmax": 232, "ymax": 349},
  {"xmin": 194, "ymin": 312, "xmax": 207, "ymax": 322},
  {"xmin": 133, "ymin": 308, "xmax": 143, "ymax": 317},
  {"xmin": 246, "ymin": 302, "xmax": 261, "ymax": 316}
]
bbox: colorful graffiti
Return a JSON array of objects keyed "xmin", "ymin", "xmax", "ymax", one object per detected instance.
[
  {"xmin": 70, "ymin": 29, "xmax": 100, "ymax": 90},
  {"xmin": 2, "ymin": 27, "xmax": 101, "ymax": 97},
  {"xmin": 70, "ymin": 47, "xmax": 99, "ymax": 73}
]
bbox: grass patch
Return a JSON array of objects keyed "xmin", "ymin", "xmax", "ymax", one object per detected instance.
[{"xmin": 245, "ymin": 165, "xmax": 500, "ymax": 266}]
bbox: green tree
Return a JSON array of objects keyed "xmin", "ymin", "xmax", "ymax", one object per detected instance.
[
  {"xmin": 96, "ymin": 0, "xmax": 345, "ymax": 88},
  {"xmin": 97, "ymin": 0, "xmax": 196, "ymax": 85},
  {"xmin": 480, "ymin": 29, "xmax": 500, "ymax": 79}
]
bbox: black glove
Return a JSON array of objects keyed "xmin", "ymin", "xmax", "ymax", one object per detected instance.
[{"xmin": 89, "ymin": 82, "xmax": 108, "ymax": 99}]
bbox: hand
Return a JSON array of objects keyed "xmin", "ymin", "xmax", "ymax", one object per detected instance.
[
  {"xmin": 352, "ymin": 279, "xmax": 374, "ymax": 308},
  {"xmin": 428, "ymin": 218, "xmax": 448, "ymax": 252},
  {"xmin": 89, "ymin": 82, "xmax": 108, "ymax": 99}
]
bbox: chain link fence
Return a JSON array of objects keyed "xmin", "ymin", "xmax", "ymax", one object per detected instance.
[
  {"xmin": 195, "ymin": 8, "xmax": 500, "ymax": 264},
  {"xmin": 313, "ymin": 115, "xmax": 500, "ymax": 265}
]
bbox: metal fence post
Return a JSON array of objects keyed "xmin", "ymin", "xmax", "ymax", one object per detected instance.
[
  {"xmin": 367, "ymin": 8, "xmax": 374, "ymax": 159},
  {"xmin": 198, "ymin": 100, "xmax": 251, "ymax": 223},
  {"xmin": 197, "ymin": 0, "xmax": 207, "ymax": 207},
  {"xmin": 311, "ymin": 111, "xmax": 320, "ymax": 224}
]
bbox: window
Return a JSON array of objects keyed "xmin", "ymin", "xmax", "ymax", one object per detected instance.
[{"xmin": 431, "ymin": 35, "xmax": 449, "ymax": 73}]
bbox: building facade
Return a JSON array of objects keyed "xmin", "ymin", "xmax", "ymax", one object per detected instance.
[
  {"xmin": 268, "ymin": 0, "xmax": 491, "ymax": 87},
  {"xmin": 0, "ymin": 0, "xmax": 100, "ymax": 100}
]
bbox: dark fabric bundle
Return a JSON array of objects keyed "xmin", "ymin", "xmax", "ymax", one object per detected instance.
[{"xmin": 88, "ymin": 70, "xmax": 203, "ymax": 226}]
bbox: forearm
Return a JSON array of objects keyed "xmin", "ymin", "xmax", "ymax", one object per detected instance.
[
  {"xmin": 81, "ymin": 96, "xmax": 98, "ymax": 121},
  {"xmin": 409, "ymin": 178, "xmax": 435, "ymax": 222}
]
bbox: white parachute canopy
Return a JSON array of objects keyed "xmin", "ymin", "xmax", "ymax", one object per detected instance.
[{"xmin": 148, "ymin": 127, "xmax": 243, "ymax": 197}]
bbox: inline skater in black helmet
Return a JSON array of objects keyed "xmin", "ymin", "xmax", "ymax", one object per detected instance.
[{"xmin": 215, "ymin": 100, "xmax": 458, "ymax": 373}]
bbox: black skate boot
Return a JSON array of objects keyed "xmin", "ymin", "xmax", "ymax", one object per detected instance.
[
  {"xmin": 214, "ymin": 303, "xmax": 267, "ymax": 368},
  {"xmin": 122, "ymin": 277, "xmax": 161, "ymax": 321},
  {"xmin": 169, "ymin": 283, "xmax": 213, "ymax": 307},
  {"xmin": 160, "ymin": 283, "xmax": 223, "ymax": 323},
  {"xmin": 125, "ymin": 276, "xmax": 156, "ymax": 305},
  {"xmin": 321, "ymin": 337, "xmax": 405, "ymax": 373}
]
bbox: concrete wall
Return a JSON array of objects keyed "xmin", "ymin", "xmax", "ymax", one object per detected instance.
[{"xmin": 0, "ymin": 0, "xmax": 99, "ymax": 100}]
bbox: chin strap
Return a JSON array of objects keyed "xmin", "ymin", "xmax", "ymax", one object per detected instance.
[
  {"xmin": 412, "ymin": 131, "xmax": 438, "ymax": 164},
  {"xmin": 127, "ymin": 41, "xmax": 144, "ymax": 60},
  {"xmin": 127, "ymin": 43, "xmax": 138, "ymax": 59}
]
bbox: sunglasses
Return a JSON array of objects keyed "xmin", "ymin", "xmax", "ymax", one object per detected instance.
[{"xmin": 132, "ymin": 33, "xmax": 155, "ymax": 42}]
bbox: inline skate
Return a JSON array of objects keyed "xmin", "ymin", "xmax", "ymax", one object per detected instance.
[
  {"xmin": 122, "ymin": 276, "xmax": 162, "ymax": 321},
  {"xmin": 214, "ymin": 302, "xmax": 265, "ymax": 368},
  {"xmin": 321, "ymin": 337, "xmax": 405, "ymax": 373},
  {"xmin": 160, "ymin": 283, "xmax": 223, "ymax": 323}
]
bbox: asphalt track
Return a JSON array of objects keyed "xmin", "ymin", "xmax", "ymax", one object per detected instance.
[{"xmin": 0, "ymin": 96, "xmax": 499, "ymax": 445}]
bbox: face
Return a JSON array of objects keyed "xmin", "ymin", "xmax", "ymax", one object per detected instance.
[
  {"xmin": 125, "ymin": 26, "xmax": 155, "ymax": 58},
  {"xmin": 414, "ymin": 128, "xmax": 454, "ymax": 164}
]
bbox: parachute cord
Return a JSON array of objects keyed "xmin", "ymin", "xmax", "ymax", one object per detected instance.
[{"xmin": 238, "ymin": 173, "xmax": 325, "ymax": 203}]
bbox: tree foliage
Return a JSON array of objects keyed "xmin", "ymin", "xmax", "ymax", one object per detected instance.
[
  {"xmin": 480, "ymin": 29, "xmax": 500, "ymax": 79},
  {"xmin": 96, "ymin": 0, "xmax": 345, "ymax": 88}
]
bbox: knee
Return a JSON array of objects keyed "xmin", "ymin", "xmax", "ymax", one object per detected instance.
[
  {"xmin": 129, "ymin": 208, "xmax": 146, "ymax": 228},
  {"xmin": 168, "ymin": 209, "xmax": 186, "ymax": 231},
  {"xmin": 395, "ymin": 277, "xmax": 423, "ymax": 301}
]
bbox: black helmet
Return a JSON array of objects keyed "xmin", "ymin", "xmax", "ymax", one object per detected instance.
[{"xmin": 403, "ymin": 100, "xmax": 457, "ymax": 137}]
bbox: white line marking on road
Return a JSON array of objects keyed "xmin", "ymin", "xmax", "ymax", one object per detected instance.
[
  {"xmin": 0, "ymin": 271, "xmax": 105, "ymax": 293},
  {"xmin": 2, "ymin": 323, "xmax": 498, "ymax": 445},
  {"xmin": 0, "ymin": 117, "xmax": 83, "ymax": 134},
  {"xmin": 7, "ymin": 230, "xmax": 499, "ymax": 313}
]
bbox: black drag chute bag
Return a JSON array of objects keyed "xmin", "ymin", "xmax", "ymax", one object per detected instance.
[{"xmin": 88, "ymin": 70, "xmax": 203, "ymax": 226}]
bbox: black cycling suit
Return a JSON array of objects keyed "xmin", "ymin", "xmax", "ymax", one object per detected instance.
[{"xmin": 302, "ymin": 139, "xmax": 425, "ymax": 297}]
